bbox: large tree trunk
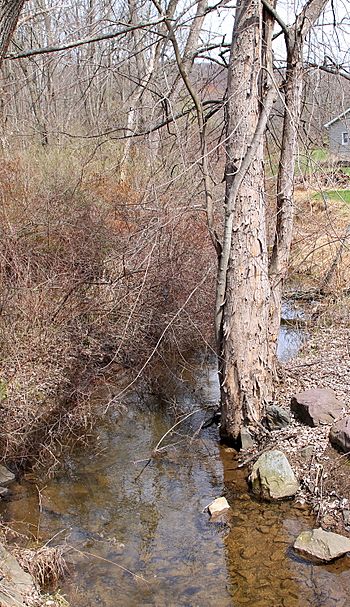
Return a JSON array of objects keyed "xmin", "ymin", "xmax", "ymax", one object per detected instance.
[
  {"xmin": 219, "ymin": 0, "xmax": 329, "ymax": 444},
  {"xmin": 0, "ymin": 0, "xmax": 25, "ymax": 68},
  {"xmin": 269, "ymin": 0, "xmax": 329, "ymax": 353},
  {"xmin": 218, "ymin": 0, "xmax": 275, "ymax": 443}
]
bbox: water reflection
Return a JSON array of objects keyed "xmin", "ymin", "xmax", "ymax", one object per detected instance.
[
  {"xmin": 5, "ymin": 386, "xmax": 349, "ymax": 607},
  {"xmin": 277, "ymin": 325, "xmax": 307, "ymax": 362},
  {"xmin": 278, "ymin": 301, "xmax": 308, "ymax": 362},
  {"xmin": 1, "ymin": 347, "xmax": 350, "ymax": 606}
]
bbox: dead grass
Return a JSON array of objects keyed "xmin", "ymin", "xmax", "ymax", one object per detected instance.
[
  {"xmin": 288, "ymin": 186, "xmax": 350, "ymax": 292},
  {"xmin": 14, "ymin": 546, "xmax": 68, "ymax": 591}
]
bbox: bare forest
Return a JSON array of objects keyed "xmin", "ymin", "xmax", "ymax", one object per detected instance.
[
  {"xmin": 0, "ymin": 0, "xmax": 349, "ymax": 465},
  {"xmin": 1, "ymin": 1, "xmax": 350, "ymax": 606}
]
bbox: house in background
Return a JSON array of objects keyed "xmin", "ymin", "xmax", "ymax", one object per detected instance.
[{"xmin": 324, "ymin": 108, "xmax": 350, "ymax": 161}]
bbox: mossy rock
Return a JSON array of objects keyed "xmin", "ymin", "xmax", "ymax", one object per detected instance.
[{"xmin": 249, "ymin": 450, "xmax": 299, "ymax": 500}]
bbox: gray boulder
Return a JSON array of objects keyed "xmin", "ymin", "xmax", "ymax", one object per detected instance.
[
  {"xmin": 294, "ymin": 528, "xmax": 350, "ymax": 562},
  {"xmin": 265, "ymin": 404, "xmax": 291, "ymax": 430},
  {"xmin": 329, "ymin": 416, "xmax": 350, "ymax": 453},
  {"xmin": 0, "ymin": 464, "xmax": 15, "ymax": 487},
  {"xmin": 249, "ymin": 450, "xmax": 299, "ymax": 500},
  {"xmin": 291, "ymin": 388, "xmax": 344, "ymax": 427},
  {"xmin": 0, "ymin": 543, "xmax": 38, "ymax": 606}
]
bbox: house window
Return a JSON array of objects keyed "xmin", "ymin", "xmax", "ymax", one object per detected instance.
[{"xmin": 342, "ymin": 132, "xmax": 349, "ymax": 145}]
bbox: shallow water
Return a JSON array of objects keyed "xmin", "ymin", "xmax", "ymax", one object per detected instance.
[
  {"xmin": 2, "ymin": 359, "xmax": 350, "ymax": 607},
  {"xmin": 2, "ymin": 316, "xmax": 349, "ymax": 607},
  {"xmin": 278, "ymin": 301, "xmax": 308, "ymax": 362}
]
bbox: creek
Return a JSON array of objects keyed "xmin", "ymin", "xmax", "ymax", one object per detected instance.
[{"xmin": 1, "ymin": 303, "xmax": 349, "ymax": 606}]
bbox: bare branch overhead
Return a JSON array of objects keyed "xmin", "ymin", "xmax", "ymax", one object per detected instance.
[{"xmin": 5, "ymin": 18, "xmax": 166, "ymax": 61}]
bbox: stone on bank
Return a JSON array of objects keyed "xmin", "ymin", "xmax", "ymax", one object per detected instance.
[
  {"xmin": 0, "ymin": 464, "xmax": 15, "ymax": 487},
  {"xmin": 249, "ymin": 450, "xmax": 299, "ymax": 500},
  {"xmin": 0, "ymin": 543, "xmax": 39, "ymax": 606},
  {"xmin": 294, "ymin": 528, "xmax": 350, "ymax": 562},
  {"xmin": 0, "ymin": 465, "xmax": 15, "ymax": 498},
  {"xmin": 264, "ymin": 404, "xmax": 291, "ymax": 430},
  {"xmin": 291, "ymin": 388, "xmax": 344, "ymax": 427},
  {"xmin": 329, "ymin": 416, "xmax": 350, "ymax": 453}
]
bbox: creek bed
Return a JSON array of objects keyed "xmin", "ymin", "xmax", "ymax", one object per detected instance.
[
  {"xmin": 1, "ymin": 360, "xmax": 350, "ymax": 607},
  {"xmin": 1, "ymin": 307, "xmax": 349, "ymax": 606}
]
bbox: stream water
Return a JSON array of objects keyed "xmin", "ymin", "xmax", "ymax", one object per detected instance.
[{"xmin": 1, "ymin": 307, "xmax": 350, "ymax": 606}]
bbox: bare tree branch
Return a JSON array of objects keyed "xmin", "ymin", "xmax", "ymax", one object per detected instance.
[
  {"xmin": 308, "ymin": 62, "xmax": 350, "ymax": 81},
  {"xmin": 5, "ymin": 18, "xmax": 166, "ymax": 61}
]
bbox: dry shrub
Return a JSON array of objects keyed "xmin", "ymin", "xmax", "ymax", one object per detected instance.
[
  {"xmin": 0, "ymin": 153, "xmax": 117, "ymax": 468},
  {"xmin": 0, "ymin": 144, "xmax": 215, "ymax": 470},
  {"xmin": 15, "ymin": 545, "xmax": 68, "ymax": 591},
  {"xmin": 289, "ymin": 188, "xmax": 350, "ymax": 292}
]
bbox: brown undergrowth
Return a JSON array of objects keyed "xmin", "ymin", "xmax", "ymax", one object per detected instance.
[
  {"xmin": 288, "ymin": 183, "xmax": 350, "ymax": 292},
  {"xmin": 0, "ymin": 145, "xmax": 215, "ymax": 472}
]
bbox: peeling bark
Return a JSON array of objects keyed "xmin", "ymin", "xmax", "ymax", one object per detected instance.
[
  {"xmin": 0, "ymin": 0, "xmax": 25, "ymax": 68},
  {"xmin": 219, "ymin": 0, "xmax": 275, "ymax": 442}
]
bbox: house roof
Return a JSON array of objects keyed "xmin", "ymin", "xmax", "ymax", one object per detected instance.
[{"xmin": 324, "ymin": 107, "xmax": 350, "ymax": 128}]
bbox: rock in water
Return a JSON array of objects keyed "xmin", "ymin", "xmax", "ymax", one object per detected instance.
[
  {"xmin": 0, "ymin": 465, "xmax": 15, "ymax": 487},
  {"xmin": 294, "ymin": 528, "xmax": 350, "ymax": 562},
  {"xmin": 208, "ymin": 497, "xmax": 230, "ymax": 517},
  {"xmin": 249, "ymin": 450, "xmax": 299, "ymax": 500},
  {"xmin": 265, "ymin": 404, "xmax": 291, "ymax": 430},
  {"xmin": 291, "ymin": 388, "xmax": 344, "ymax": 427},
  {"xmin": 329, "ymin": 416, "xmax": 350, "ymax": 453}
]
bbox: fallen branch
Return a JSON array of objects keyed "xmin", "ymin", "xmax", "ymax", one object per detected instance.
[{"xmin": 68, "ymin": 546, "xmax": 148, "ymax": 584}]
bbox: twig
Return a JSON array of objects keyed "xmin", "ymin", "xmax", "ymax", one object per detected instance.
[
  {"xmin": 35, "ymin": 484, "xmax": 47, "ymax": 542},
  {"xmin": 328, "ymin": 450, "xmax": 350, "ymax": 472},
  {"xmin": 6, "ymin": 19, "xmax": 166, "ymax": 60},
  {"xmin": 133, "ymin": 410, "xmax": 201, "ymax": 480},
  {"xmin": 190, "ymin": 421, "xmax": 205, "ymax": 442},
  {"xmin": 68, "ymin": 546, "xmax": 148, "ymax": 584},
  {"xmin": 153, "ymin": 410, "xmax": 201, "ymax": 452},
  {"xmin": 238, "ymin": 446, "xmax": 272, "ymax": 468},
  {"xmin": 287, "ymin": 358, "xmax": 322, "ymax": 369}
]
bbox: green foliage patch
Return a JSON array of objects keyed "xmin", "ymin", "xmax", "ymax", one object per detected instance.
[{"xmin": 314, "ymin": 189, "xmax": 350, "ymax": 204}]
